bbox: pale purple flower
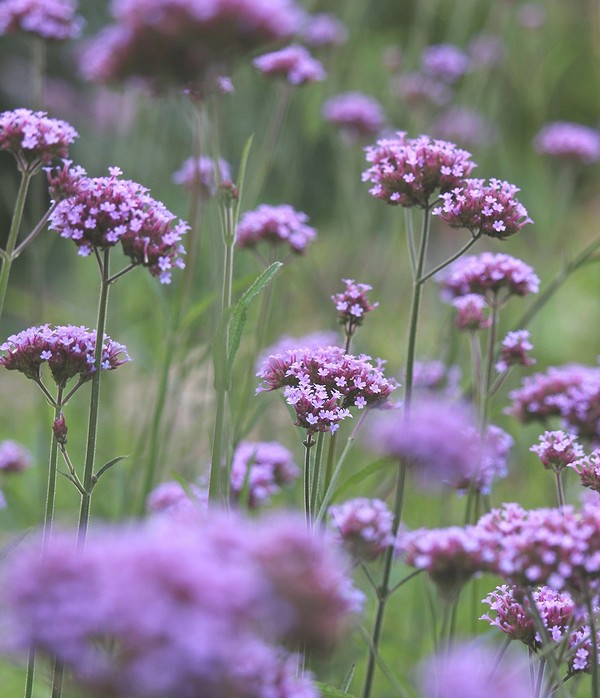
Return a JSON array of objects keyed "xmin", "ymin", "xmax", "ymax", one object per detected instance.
[
  {"xmin": 433, "ymin": 178, "xmax": 532, "ymax": 239},
  {"xmin": 467, "ymin": 34, "xmax": 505, "ymax": 68},
  {"xmin": 331, "ymin": 279, "xmax": 378, "ymax": 335},
  {"xmin": 432, "ymin": 107, "xmax": 498, "ymax": 148},
  {"xmin": 0, "ymin": 0, "xmax": 83, "ymax": 41},
  {"xmin": 363, "ymin": 131, "xmax": 476, "ymax": 208},
  {"xmin": 518, "ymin": 2, "xmax": 547, "ymax": 29},
  {"xmin": 533, "ymin": 121, "xmax": 600, "ymax": 163},
  {"xmin": 230, "ymin": 441, "xmax": 299, "ymax": 508},
  {"xmin": 300, "ymin": 12, "xmax": 347, "ymax": 47},
  {"xmin": 570, "ymin": 450, "xmax": 600, "ymax": 492},
  {"xmin": 495, "ymin": 330, "xmax": 535, "ymax": 373},
  {"xmin": 391, "ymin": 71, "xmax": 452, "ymax": 107},
  {"xmin": 322, "ymin": 92, "xmax": 385, "ymax": 142},
  {"xmin": 236, "ymin": 204, "xmax": 316, "ymax": 254},
  {"xmin": 531, "ymin": 430, "xmax": 584, "ymax": 471},
  {"xmin": 0, "ymin": 440, "xmax": 33, "ymax": 473},
  {"xmin": 256, "ymin": 331, "xmax": 339, "ymax": 372},
  {"xmin": 0, "ymin": 108, "xmax": 78, "ymax": 171},
  {"xmin": 146, "ymin": 480, "xmax": 207, "ymax": 519},
  {"xmin": 172, "ymin": 156, "xmax": 232, "ymax": 198},
  {"xmin": 421, "ymin": 43, "xmax": 470, "ymax": 83},
  {"xmin": 45, "ymin": 159, "xmax": 86, "ymax": 200},
  {"xmin": 451, "ymin": 294, "xmax": 490, "ymax": 331},
  {"xmin": 328, "ymin": 498, "xmax": 395, "ymax": 561},
  {"xmin": 253, "ymin": 44, "xmax": 326, "ymax": 86},
  {"xmin": 47, "ymin": 165, "xmax": 188, "ymax": 283}
]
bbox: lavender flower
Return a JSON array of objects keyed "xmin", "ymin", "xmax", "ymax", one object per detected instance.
[
  {"xmin": 518, "ymin": 3, "xmax": 547, "ymax": 29},
  {"xmin": 467, "ymin": 34, "xmax": 505, "ymax": 68},
  {"xmin": 236, "ymin": 204, "xmax": 316, "ymax": 254},
  {"xmin": 433, "ymin": 178, "xmax": 532, "ymax": 239},
  {"xmin": 328, "ymin": 498, "xmax": 395, "ymax": 561},
  {"xmin": 47, "ymin": 165, "xmax": 188, "ymax": 283},
  {"xmin": 253, "ymin": 44, "xmax": 326, "ymax": 86},
  {"xmin": 0, "ymin": 440, "xmax": 33, "ymax": 473},
  {"xmin": 451, "ymin": 294, "xmax": 490, "ymax": 331},
  {"xmin": 362, "ymin": 131, "xmax": 476, "ymax": 208},
  {"xmin": 0, "ymin": 0, "xmax": 83, "ymax": 41},
  {"xmin": 432, "ymin": 107, "xmax": 498, "ymax": 149},
  {"xmin": 146, "ymin": 480, "xmax": 208, "ymax": 519},
  {"xmin": 256, "ymin": 331, "xmax": 339, "ymax": 372},
  {"xmin": 495, "ymin": 330, "xmax": 535, "ymax": 373},
  {"xmin": 531, "ymin": 430, "xmax": 584, "ymax": 471},
  {"xmin": 533, "ymin": 121, "xmax": 600, "ymax": 163},
  {"xmin": 300, "ymin": 12, "xmax": 348, "ymax": 48},
  {"xmin": 421, "ymin": 43, "xmax": 470, "ymax": 83},
  {"xmin": 331, "ymin": 279, "xmax": 378, "ymax": 336},
  {"xmin": 172, "ymin": 156, "xmax": 232, "ymax": 198},
  {"xmin": 570, "ymin": 450, "xmax": 600, "ymax": 492},
  {"xmin": 322, "ymin": 92, "xmax": 385, "ymax": 142},
  {"xmin": 391, "ymin": 71, "xmax": 452, "ymax": 107},
  {"xmin": 0, "ymin": 108, "xmax": 78, "ymax": 172},
  {"xmin": 230, "ymin": 441, "xmax": 299, "ymax": 508}
]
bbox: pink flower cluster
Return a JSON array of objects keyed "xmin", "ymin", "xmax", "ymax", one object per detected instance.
[
  {"xmin": 0, "ymin": 440, "xmax": 32, "ymax": 473},
  {"xmin": 0, "ymin": 0, "xmax": 83, "ymax": 41},
  {"xmin": 362, "ymin": 131, "xmax": 476, "ymax": 208},
  {"xmin": 570, "ymin": 450, "xmax": 600, "ymax": 492},
  {"xmin": 495, "ymin": 330, "xmax": 535, "ymax": 373},
  {"xmin": 300, "ymin": 12, "xmax": 347, "ymax": 48},
  {"xmin": 0, "ymin": 108, "xmax": 78, "ymax": 171},
  {"xmin": 421, "ymin": 43, "xmax": 470, "ymax": 83},
  {"xmin": 322, "ymin": 92, "xmax": 385, "ymax": 142},
  {"xmin": 533, "ymin": 121, "xmax": 600, "ymax": 163},
  {"xmin": 452, "ymin": 293, "xmax": 490, "ymax": 331},
  {"xmin": 328, "ymin": 497, "xmax": 395, "ymax": 561},
  {"xmin": 253, "ymin": 44, "xmax": 326, "ymax": 86},
  {"xmin": 172, "ymin": 156, "xmax": 232, "ymax": 198},
  {"xmin": 433, "ymin": 178, "xmax": 532, "ymax": 239},
  {"xmin": 0, "ymin": 324, "xmax": 129, "ymax": 387},
  {"xmin": 257, "ymin": 345, "xmax": 396, "ymax": 434},
  {"xmin": 47, "ymin": 164, "xmax": 188, "ymax": 283},
  {"xmin": 530, "ymin": 430, "xmax": 584, "ymax": 471},
  {"xmin": 236, "ymin": 204, "xmax": 316, "ymax": 254},
  {"xmin": 331, "ymin": 278, "xmax": 378, "ymax": 334}
]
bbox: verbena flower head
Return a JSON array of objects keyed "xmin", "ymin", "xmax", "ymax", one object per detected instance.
[
  {"xmin": 467, "ymin": 34, "xmax": 505, "ymax": 68},
  {"xmin": 331, "ymin": 279, "xmax": 378, "ymax": 334},
  {"xmin": 391, "ymin": 72, "xmax": 452, "ymax": 108},
  {"xmin": 0, "ymin": 0, "xmax": 83, "ymax": 41},
  {"xmin": 531, "ymin": 430, "xmax": 584, "ymax": 471},
  {"xmin": 0, "ymin": 324, "xmax": 129, "ymax": 387},
  {"xmin": 328, "ymin": 498, "xmax": 395, "ymax": 562},
  {"xmin": 495, "ymin": 330, "xmax": 535, "ymax": 373},
  {"xmin": 0, "ymin": 108, "xmax": 78, "ymax": 172},
  {"xmin": 253, "ymin": 44, "xmax": 326, "ymax": 86},
  {"xmin": 47, "ymin": 165, "xmax": 188, "ymax": 283},
  {"xmin": 257, "ymin": 345, "xmax": 396, "ymax": 435},
  {"xmin": 433, "ymin": 178, "xmax": 532, "ymax": 239},
  {"xmin": 322, "ymin": 92, "xmax": 385, "ymax": 142},
  {"xmin": 256, "ymin": 331, "xmax": 339, "ymax": 372},
  {"xmin": 80, "ymin": 0, "xmax": 304, "ymax": 91},
  {"xmin": 300, "ymin": 12, "xmax": 347, "ymax": 47},
  {"xmin": 570, "ymin": 450, "xmax": 600, "ymax": 492},
  {"xmin": 0, "ymin": 440, "xmax": 33, "ymax": 473},
  {"xmin": 362, "ymin": 131, "xmax": 476, "ymax": 208},
  {"xmin": 432, "ymin": 107, "xmax": 498, "ymax": 149},
  {"xmin": 440, "ymin": 252, "xmax": 540, "ymax": 304},
  {"xmin": 421, "ymin": 43, "xmax": 470, "ymax": 83},
  {"xmin": 146, "ymin": 480, "xmax": 208, "ymax": 519},
  {"xmin": 533, "ymin": 121, "xmax": 600, "ymax": 163},
  {"xmin": 236, "ymin": 204, "xmax": 316, "ymax": 255},
  {"xmin": 452, "ymin": 293, "xmax": 491, "ymax": 331},
  {"xmin": 230, "ymin": 440, "xmax": 299, "ymax": 508},
  {"xmin": 172, "ymin": 156, "xmax": 231, "ymax": 198},
  {"xmin": 45, "ymin": 159, "xmax": 87, "ymax": 200}
]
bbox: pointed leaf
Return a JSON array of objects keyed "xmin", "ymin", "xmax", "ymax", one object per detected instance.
[{"xmin": 314, "ymin": 683, "xmax": 357, "ymax": 698}]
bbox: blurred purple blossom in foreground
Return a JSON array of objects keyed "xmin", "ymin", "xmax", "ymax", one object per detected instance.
[{"xmin": 0, "ymin": 0, "xmax": 83, "ymax": 41}]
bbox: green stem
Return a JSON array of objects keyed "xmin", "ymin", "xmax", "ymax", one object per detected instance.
[
  {"xmin": 322, "ymin": 430, "xmax": 338, "ymax": 505},
  {"xmin": 309, "ymin": 431, "xmax": 324, "ymax": 516},
  {"xmin": 418, "ymin": 232, "xmax": 481, "ymax": 285},
  {"xmin": 555, "ymin": 470, "xmax": 566, "ymax": 508},
  {"xmin": 303, "ymin": 433, "xmax": 315, "ymax": 525},
  {"xmin": 43, "ymin": 398, "xmax": 63, "ymax": 547},
  {"xmin": 481, "ymin": 298, "xmax": 499, "ymax": 428},
  {"xmin": 586, "ymin": 590, "xmax": 599, "ymax": 698}
]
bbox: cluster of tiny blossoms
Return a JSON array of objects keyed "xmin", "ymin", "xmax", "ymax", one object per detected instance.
[
  {"xmin": 421, "ymin": 43, "xmax": 470, "ymax": 83},
  {"xmin": 322, "ymin": 92, "xmax": 385, "ymax": 141},
  {"xmin": 236, "ymin": 204, "xmax": 316, "ymax": 255},
  {"xmin": 432, "ymin": 178, "xmax": 532, "ymax": 240},
  {"xmin": 570, "ymin": 450, "xmax": 600, "ymax": 492},
  {"xmin": 533, "ymin": 121, "xmax": 600, "ymax": 163},
  {"xmin": 47, "ymin": 164, "xmax": 188, "ymax": 283},
  {"xmin": 300, "ymin": 12, "xmax": 347, "ymax": 47},
  {"xmin": 253, "ymin": 44, "xmax": 326, "ymax": 86},
  {"xmin": 0, "ymin": 440, "xmax": 32, "ymax": 473},
  {"xmin": 452, "ymin": 293, "xmax": 490, "ymax": 331},
  {"xmin": 257, "ymin": 345, "xmax": 396, "ymax": 434},
  {"xmin": 172, "ymin": 156, "xmax": 231, "ymax": 198},
  {"xmin": 0, "ymin": 324, "xmax": 129, "ymax": 387},
  {"xmin": 331, "ymin": 279, "xmax": 378, "ymax": 334},
  {"xmin": 530, "ymin": 430, "xmax": 585, "ymax": 471},
  {"xmin": 495, "ymin": 330, "xmax": 535, "ymax": 373},
  {"xmin": 0, "ymin": 0, "xmax": 83, "ymax": 41},
  {"xmin": 328, "ymin": 498, "xmax": 395, "ymax": 562},
  {"xmin": 362, "ymin": 131, "xmax": 476, "ymax": 208}
]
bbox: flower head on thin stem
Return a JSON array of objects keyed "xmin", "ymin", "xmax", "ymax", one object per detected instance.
[
  {"xmin": 495, "ymin": 330, "xmax": 535, "ymax": 373},
  {"xmin": 0, "ymin": 0, "xmax": 84, "ymax": 41},
  {"xmin": 570, "ymin": 450, "xmax": 600, "ymax": 492},
  {"xmin": 328, "ymin": 497, "xmax": 395, "ymax": 562},
  {"xmin": 531, "ymin": 430, "xmax": 584, "ymax": 471},
  {"xmin": 322, "ymin": 92, "xmax": 385, "ymax": 142},
  {"xmin": 451, "ymin": 293, "xmax": 491, "ymax": 331},
  {"xmin": 533, "ymin": 121, "xmax": 600, "ymax": 163},
  {"xmin": 236, "ymin": 204, "xmax": 316, "ymax": 255},
  {"xmin": 300, "ymin": 12, "xmax": 347, "ymax": 48},
  {"xmin": 253, "ymin": 44, "xmax": 326, "ymax": 86},
  {"xmin": 331, "ymin": 279, "xmax": 378, "ymax": 342},
  {"xmin": 172, "ymin": 156, "xmax": 231, "ymax": 199},
  {"xmin": 421, "ymin": 43, "xmax": 470, "ymax": 83}
]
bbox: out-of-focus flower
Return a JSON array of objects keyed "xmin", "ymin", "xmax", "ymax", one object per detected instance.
[
  {"xmin": 533, "ymin": 121, "xmax": 600, "ymax": 164},
  {"xmin": 236, "ymin": 204, "xmax": 316, "ymax": 255},
  {"xmin": 495, "ymin": 330, "xmax": 535, "ymax": 373},
  {"xmin": 432, "ymin": 107, "xmax": 498, "ymax": 149},
  {"xmin": 421, "ymin": 43, "xmax": 470, "ymax": 83},
  {"xmin": 331, "ymin": 279, "xmax": 378, "ymax": 336},
  {"xmin": 300, "ymin": 12, "xmax": 347, "ymax": 48},
  {"xmin": 433, "ymin": 178, "xmax": 532, "ymax": 240},
  {"xmin": 391, "ymin": 71, "xmax": 452, "ymax": 107},
  {"xmin": 531, "ymin": 430, "xmax": 584, "ymax": 471},
  {"xmin": 47, "ymin": 164, "xmax": 188, "ymax": 284},
  {"xmin": 253, "ymin": 44, "xmax": 326, "ymax": 85},
  {"xmin": 362, "ymin": 131, "xmax": 476, "ymax": 208},
  {"xmin": 517, "ymin": 2, "xmax": 546, "ymax": 29},
  {"xmin": 0, "ymin": 108, "xmax": 78, "ymax": 172},
  {"xmin": 328, "ymin": 498, "xmax": 395, "ymax": 561},
  {"xmin": 0, "ymin": 0, "xmax": 83, "ymax": 41},
  {"xmin": 467, "ymin": 34, "xmax": 504, "ymax": 68},
  {"xmin": 172, "ymin": 156, "xmax": 231, "ymax": 198},
  {"xmin": 0, "ymin": 440, "xmax": 33, "ymax": 473},
  {"xmin": 451, "ymin": 294, "xmax": 491, "ymax": 331},
  {"xmin": 322, "ymin": 92, "xmax": 384, "ymax": 142},
  {"xmin": 405, "ymin": 360, "xmax": 462, "ymax": 398},
  {"xmin": 146, "ymin": 480, "xmax": 208, "ymax": 519}
]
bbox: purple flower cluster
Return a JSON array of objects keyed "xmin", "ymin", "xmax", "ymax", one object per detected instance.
[
  {"xmin": 172, "ymin": 156, "xmax": 232, "ymax": 199},
  {"xmin": 432, "ymin": 107, "xmax": 498, "ymax": 149},
  {"xmin": 328, "ymin": 498, "xmax": 395, "ymax": 561},
  {"xmin": 433, "ymin": 178, "xmax": 532, "ymax": 239},
  {"xmin": 440, "ymin": 252, "xmax": 540, "ymax": 303},
  {"xmin": 81, "ymin": 0, "xmax": 303, "ymax": 90},
  {"xmin": 300, "ymin": 12, "xmax": 347, "ymax": 48},
  {"xmin": 230, "ymin": 440, "xmax": 299, "ymax": 508},
  {"xmin": 495, "ymin": 330, "xmax": 535, "ymax": 373},
  {"xmin": 331, "ymin": 279, "xmax": 378, "ymax": 334},
  {"xmin": 257, "ymin": 345, "xmax": 396, "ymax": 434},
  {"xmin": 236, "ymin": 204, "xmax": 316, "ymax": 254},
  {"xmin": 530, "ymin": 430, "xmax": 584, "ymax": 471},
  {"xmin": 421, "ymin": 43, "xmax": 470, "ymax": 83},
  {"xmin": 450, "ymin": 424, "xmax": 513, "ymax": 495},
  {"xmin": 0, "ymin": 511, "xmax": 361, "ymax": 697},
  {"xmin": 322, "ymin": 92, "xmax": 385, "ymax": 142},
  {"xmin": 47, "ymin": 164, "xmax": 188, "ymax": 283},
  {"xmin": 570, "ymin": 450, "xmax": 600, "ymax": 492},
  {"xmin": 362, "ymin": 131, "xmax": 476, "ymax": 208},
  {"xmin": 0, "ymin": 0, "xmax": 83, "ymax": 41},
  {"xmin": 256, "ymin": 331, "xmax": 339, "ymax": 372},
  {"xmin": 146, "ymin": 480, "xmax": 208, "ymax": 519},
  {"xmin": 0, "ymin": 324, "xmax": 129, "ymax": 387},
  {"xmin": 391, "ymin": 72, "xmax": 452, "ymax": 108},
  {"xmin": 0, "ymin": 440, "xmax": 33, "ymax": 473},
  {"xmin": 533, "ymin": 121, "xmax": 600, "ymax": 163},
  {"xmin": 253, "ymin": 44, "xmax": 326, "ymax": 86},
  {"xmin": 452, "ymin": 293, "xmax": 490, "ymax": 331},
  {"xmin": 0, "ymin": 108, "xmax": 78, "ymax": 171}
]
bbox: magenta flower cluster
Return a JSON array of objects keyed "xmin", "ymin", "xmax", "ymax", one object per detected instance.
[
  {"xmin": 0, "ymin": 511, "xmax": 361, "ymax": 697},
  {"xmin": 530, "ymin": 430, "xmax": 584, "ymax": 471},
  {"xmin": 331, "ymin": 278, "xmax": 378, "ymax": 333},
  {"xmin": 47, "ymin": 164, "xmax": 188, "ymax": 283},
  {"xmin": 432, "ymin": 178, "xmax": 532, "ymax": 239},
  {"xmin": 495, "ymin": 329, "xmax": 535, "ymax": 373},
  {"xmin": 236, "ymin": 204, "xmax": 316, "ymax": 254},
  {"xmin": 0, "ymin": 108, "xmax": 78, "ymax": 171},
  {"xmin": 172, "ymin": 156, "xmax": 232, "ymax": 199},
  {"xmin": 0, "ymin": 440, "xmax": 33, "ymax": 473},
  {"xmin": 362, "ymin": 131, "xmax": 476, "ymax": 208},
  {"xmin": 533, "ymin": 121, "xmax": 600, "ymax": 163},
  {"xmin": 322, "ymin": 92, "xmax": 385, "ymax": 141},
  {"xmin": 0, "ymin": 0, "xmax": 83, "ymax": 41},
  {"xmin": 300, "ymin": 12, "xmax": 347, "ymax": 48},
  {"xmin": 0, "ymin": 324, "xmax": 129, "ymax": 387},
  {"xmin": 452, "ymin": 293, "xmax": 490, "ymax": 331},
  {"xmin": 421, "ymin": 43, "xmax": 470, "ymax": 83},
  {"xmin": 257, "ymin": 345, "xmax": 396, "ymax": 434},
  {"xmin": 570, "ymin": 450, "xmax": 600, "ymax": 492},
  {"xmin": 328, "ymin": 497, "xmax": 395, "ymax": 561},
  {"xmin": 253, "ymin": 44, "xmax": 326, "ymax": 86}
]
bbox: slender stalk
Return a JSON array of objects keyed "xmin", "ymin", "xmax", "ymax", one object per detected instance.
[
  {"xmin": 481, "ymin": 297, "xmax": 499, "ymax": 427},
  {"xmin": 303, "ymin": 433, "xmax": 315, "ymax": 525},
  {"xmin": 13, "ymin": 201, "xmax": 58, "ymax": 259},
  {"xmin": 404, "ymin": 208, "xmax": 417, "ymax": 276},
  {"xmin": 418, "ymin": 232, "xmax": 481, "ymax": 285},
  {"xmin": 43, "ymin": 397, "xmax": 63, "ymax": 547},
  {"xmin": 322, "ymin": 431, "xmax": 338, "ymax": 504},
  {"xmin": 309, "ymin": 431, "xmax": 324, "ymax": 516},
  {"xmin": 586, "ymin": 590, "xmax": 599, "ymax": 698},
  {"xmin": 23, "ymin": 651, "xmax": 35, "ymax": 698},
  {"xmin": 555, "ymin": 470, "xmax": 566, "ymax": 508}
]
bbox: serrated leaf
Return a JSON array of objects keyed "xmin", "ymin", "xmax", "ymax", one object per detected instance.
[{"xmin": 314, "ymin": 682, "xmax": 357, "ymax": 698}]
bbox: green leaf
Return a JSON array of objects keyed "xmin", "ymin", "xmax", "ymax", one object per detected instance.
[
  {"xmin": 94, "ymin": 455, "xmax": 129, "ymax": 482},
  {"xmin": 339, "ymin": 665, "xmax": 356, "ymax": 694},
  {"xmin": 234, "ymin": 134, "xmax": 254, "ymax": 226},
  {"xmin": 314, "ymin": 682, "xmax": 357, "ymax": 698}
]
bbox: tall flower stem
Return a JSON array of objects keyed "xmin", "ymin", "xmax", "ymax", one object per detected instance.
[
  {"xmin": 555, "ymin": 470, "xmax": 566, "ymax": 508},
  {"xmin": 77, "ymin": 249, "xmax": 111, "ymax": 545},
  {"xmin": 303, "ymin": 433, "xmax": 315, "ymax": 524},
  {"xmin": 481, "ymin": 297, "xmax": 499, "ymax": 427}
]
